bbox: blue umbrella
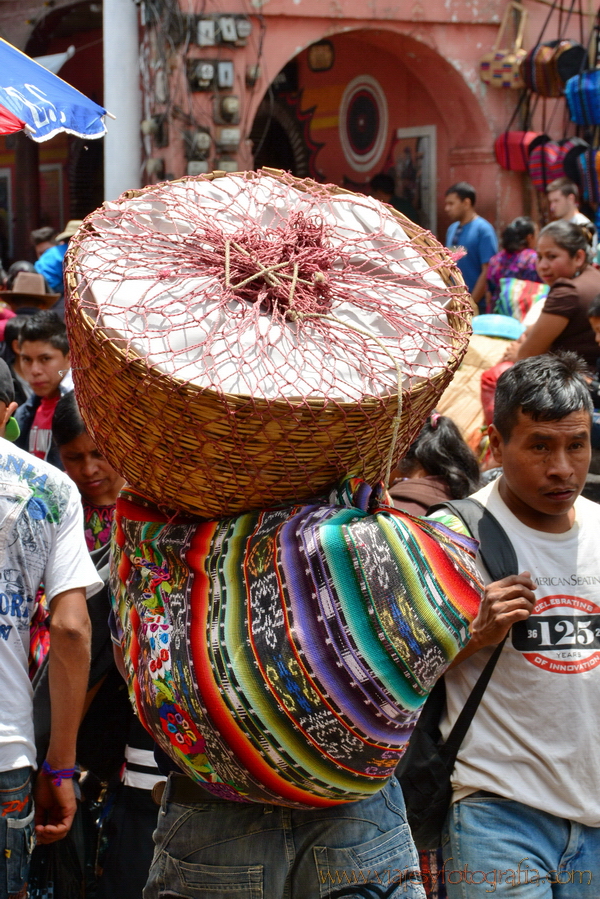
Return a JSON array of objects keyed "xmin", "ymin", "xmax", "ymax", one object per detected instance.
[{"xmin": 0, "ymin": 37, "xmax": 110, "ymax": 142}]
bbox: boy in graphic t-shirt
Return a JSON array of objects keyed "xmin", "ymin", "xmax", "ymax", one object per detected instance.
[{"xmin": 14, "ymin": 311, "xmax": 72, "ymax": 468}]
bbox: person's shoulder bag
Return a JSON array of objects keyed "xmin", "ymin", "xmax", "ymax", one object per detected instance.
[{"xmin": 396, "ymin": 497, "xmax": 518, "ymax": 851}]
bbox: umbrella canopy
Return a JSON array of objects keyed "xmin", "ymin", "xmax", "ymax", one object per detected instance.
[
  {"xmin": 0, "ymin": 103, "xmax": 25, "ymax": 135},
  {"xmin": 0, "ymin": 37, "xmax": 108, "ymax": 142}
]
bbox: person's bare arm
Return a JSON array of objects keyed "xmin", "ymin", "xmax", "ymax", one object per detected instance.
[
  {"xmin": 449, "ymin": 571, "xmax": 537, "ymax": 668},
  {"xmin": 514, "ymin": 312, "xmax": 569, "ymax": 360},
  {"xmin": 34, "ymin": 587, "xmax": 91, "ymax": 844},
  {"xmin": 470, "ymin": 263, "xmax": 490, "ymax": 309}
]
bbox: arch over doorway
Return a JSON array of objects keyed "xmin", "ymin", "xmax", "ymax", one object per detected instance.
[{"xmin": 249, "ymin": 24, "xmax": 496, "ymax": 233}]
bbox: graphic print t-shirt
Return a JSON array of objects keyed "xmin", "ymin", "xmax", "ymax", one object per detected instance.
[
  {"xmin": 436, "ymin": 480, "xmax": 600, "ymax": 826},
  {"xmin": 0, "ymin": 439, "xmax": 102, "ymax": 770}
]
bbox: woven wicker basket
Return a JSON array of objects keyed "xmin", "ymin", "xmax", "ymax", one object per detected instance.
[{"xmin": 65, "ymin": 169, "xmax": 471, "ymax": 519}]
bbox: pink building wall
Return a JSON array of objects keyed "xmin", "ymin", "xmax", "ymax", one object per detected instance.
[
  {"xmin": 144, "ymin": 0, "xmax": 585, "ymax": 242},
  {"xmin": 0, "ymin": 0, "xmax": 592, "ymax": 255}
]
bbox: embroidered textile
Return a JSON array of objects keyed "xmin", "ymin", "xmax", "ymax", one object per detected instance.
[{"xmin": 110, "ymin": 479, "xmax": 482, "ymax": 808}]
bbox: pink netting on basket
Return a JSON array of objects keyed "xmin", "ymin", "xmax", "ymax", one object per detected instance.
[{"xmin": 65, "ymin": 169, "xmax": 472, "ymax": 518}]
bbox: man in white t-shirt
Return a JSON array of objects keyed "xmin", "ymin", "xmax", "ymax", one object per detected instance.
[
  {"xmin": 431, "ymin": 353, "xmax": 600, "ymax": 897},
  {"xmin": 546, "ymin": 177, "xmax": 597, "ymax": 255},
  {"xmin": 0, "ymin": 358, "xmax": 101, "ymax": 898}
]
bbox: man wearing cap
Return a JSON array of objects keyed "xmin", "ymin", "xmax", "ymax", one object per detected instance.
[
  {"xmin": 0, "ymin": 357, "xmax": 100, "ymax": 898},
  {"xmin": 34, "ymin": 220, "xmax": 81, "ymax": 300}
]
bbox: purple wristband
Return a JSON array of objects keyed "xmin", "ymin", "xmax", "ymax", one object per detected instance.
[{"xmin": 40, "ymin": 760, "xmax": 76, "ymax": 786}]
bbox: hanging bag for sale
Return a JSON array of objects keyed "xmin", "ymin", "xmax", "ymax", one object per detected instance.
[
  {"xmin": 527, "ymin": 133, "xmax": 564, "ymax": 189},
  {"xmin": 527, "ymin": 125, "xmax": 588, "ymax": 192},
  {"xmin": 480, "ymin": 2, "xmax": 528, "ymax": 89},
  {"xmin": 565, "ymin": 12, "xmax": 600, "ymax": 126},
  {"xmin": 520, "ymin": 0, "xmax": 586, "ymax": 97},
  {"xmin": 494, "ymin": 90, "xmax": 544, "ymax": 172},
  {"xmin": 575, "ymin": 145, "xmax": 600, "ymax": 205}
]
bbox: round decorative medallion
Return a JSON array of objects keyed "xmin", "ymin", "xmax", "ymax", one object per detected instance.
[{"xmin": 339, "ymin": 75, "xmax": 388, "ymax": 172}]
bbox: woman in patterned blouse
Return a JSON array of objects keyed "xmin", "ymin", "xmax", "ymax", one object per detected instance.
[{"xmin": 486, "ymin": 216, "xmax": 541, "ymax": 313}]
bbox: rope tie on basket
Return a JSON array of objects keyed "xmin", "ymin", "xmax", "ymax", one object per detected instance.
[
  {"xmin": 223, "ymin": 239, "xmax": 330, "ymax": 310},
  {"xmin": 223, "ymin": 218, "xmax": 403, "ymax": 488},
  {"xmin": 222, "ymin": 212, "xmax": 334, "ymax": 315}
]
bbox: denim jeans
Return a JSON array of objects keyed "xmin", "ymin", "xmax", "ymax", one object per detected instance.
[
  {"xmin": 0, "ymin": 767, "xmax": 35, "ymax": 899},
  {"xmin": 143, "ymin": 775, "xmax": 425, "ymax": 899},
  {"xmin": 442, "ymin": 793, "xmax": 600, "ymax": 898}
]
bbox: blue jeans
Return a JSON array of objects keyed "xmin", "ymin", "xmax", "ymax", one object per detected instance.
[
  {"xmin": 442, "ymin": 793, "xmax": 600, "ymax": 898},
  {"xmin": 143, "ymin": 775, "xmax": 425, "ymax": 898},
  {"xmin": 0, "ymin": 768, "xmax": 35, "ymax": 899}
]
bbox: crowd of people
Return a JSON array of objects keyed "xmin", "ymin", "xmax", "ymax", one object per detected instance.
[{"xmin": 0, "ymin": 188, "xmax": 598, "ymax": 899}]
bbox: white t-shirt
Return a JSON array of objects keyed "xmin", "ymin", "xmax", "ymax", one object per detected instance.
[
  {"xmin": 439, "ymin": 480, "xmax": 600, "ymax": 827},
  {"xmin": 0, "ymin": 439, "xmax": 102, "ymax": 771},
  {"xmin": 569, "ymin": 211, "xmax": 598, "ymax": 254}
]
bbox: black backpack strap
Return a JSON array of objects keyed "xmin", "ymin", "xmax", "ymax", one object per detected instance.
[
  {"xmin": 428, "ymin": 497, "xmax": 519, "ymax": 583},
  {"xmin": 440, "ymin": 635, "xmax": 507, "ymax": 765},
  {"xmin": 427, "ymin": 497, "xmax": 519, "ymax": 762}
]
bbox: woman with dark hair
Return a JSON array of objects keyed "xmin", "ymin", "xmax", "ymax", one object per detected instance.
[
  {"xmin": 389, "ymin": 413, "xmax": 481, "ymax": 516},
  {"xmin": 485, "ymin": 216, "xmax": 540, "ymax": 312},
  {"xmin": 53, "ymin": 391, "xmax": 124, "ymax": 548},
  {"xmin": 512, "ymin": 219, "xmax": 600, "ymax": 367}
]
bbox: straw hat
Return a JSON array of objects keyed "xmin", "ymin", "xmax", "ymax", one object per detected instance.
[
  {"xmin": 0, "ymin": 272, "xmax": 61, "ymax": 311},
  {"xmin": 55, "ymin": 220, "xmax": 83, "ymax": 243}
]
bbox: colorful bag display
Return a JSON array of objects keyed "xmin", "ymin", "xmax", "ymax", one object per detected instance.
[
  {"xmin": 566, "ymin": 69, "xmax": 600, "ymax": 126},
  {"xmin": 494, "ymin": 129, "xmax": 542, "ymax": 172},
  {"xmin": 527, "ymin": 135, "xmax": 565, "ymax": 190},
  {"xmin": 520, "ymin": 39, "xmax": 587, "ymax": 97},
  {"xmin": 495, "ymin": 278, "xmax": 550, "ymax": 320},
  {"xmin": 575, "ymin": 147, "xmax": 600, "ymax": 206},
  {"xmin": 527, "ymin": 135, "xmax": 587, "ymax": 192},
  {"xmin": 565, "ymin": 13, "xmax": 600, "ymax": 125},
  {"xmin": 110, "ymin": 479, "xmax": 483, "ymax": 808},
  {"xmin": 480, "ymin": 2, "xmax": 528, "ymax": 89}
]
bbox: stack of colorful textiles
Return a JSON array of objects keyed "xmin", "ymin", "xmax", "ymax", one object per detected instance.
[{"xmin": 111, "ymin": 478, "xmax": 482, "ymax": 808}]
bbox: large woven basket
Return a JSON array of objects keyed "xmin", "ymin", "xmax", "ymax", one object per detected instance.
[{"xmin": 65, "ymin": 168, "xmax": 472, "ymax": 519}]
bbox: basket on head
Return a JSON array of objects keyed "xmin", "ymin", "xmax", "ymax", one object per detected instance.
[{"xmin": 65, "ymin": 169, "xmax": 472, "ymax": 519}]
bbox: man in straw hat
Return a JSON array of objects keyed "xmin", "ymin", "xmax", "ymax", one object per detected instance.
[
  {"xmin": 0, "ymin": 357, "xmax": 100, "ymax": 898},
  {"xmin": 0, "ymin": 268, "xmax": 61, "ymax": 316}
]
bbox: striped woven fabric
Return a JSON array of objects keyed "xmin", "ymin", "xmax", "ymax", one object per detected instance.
[
  {"xmin": 527, "ymin": 140, "xmax": 565, "ymax": 193},
  {"xmin": 495, "ymin": 278, "xmax": 549, "ymax": 320},
  {"xmin": 110, "ymin": 478, "xmax": 482, "ymax": 808}
]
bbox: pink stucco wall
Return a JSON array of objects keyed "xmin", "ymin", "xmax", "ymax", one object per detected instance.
[
  {"xmin": 146, "ymin": 0, "xmax": 586, "ymax": 241},
  {"xmin": 0, "ymin": 0, "xmax": 591, "ymax": 245}
]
